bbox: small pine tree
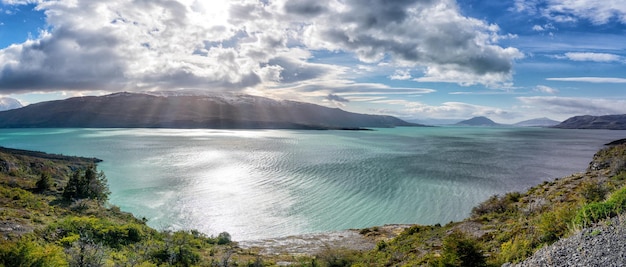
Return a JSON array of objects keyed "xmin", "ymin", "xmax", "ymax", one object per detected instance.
[
  {"xmin": 63, "ymin": 171, "xmax": 81, "ymax": 200},
  {"xmin": 63, "ymin": 166, "xmax": 110, "ymax": 204},
  {"xmin": 35, "ymin": 172, "xmax": 52, "ymax": 192}
]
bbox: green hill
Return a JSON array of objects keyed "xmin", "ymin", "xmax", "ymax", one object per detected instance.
[{"xmin": 0, "ymin": 146, "xmax": 255, "ymax": 266}]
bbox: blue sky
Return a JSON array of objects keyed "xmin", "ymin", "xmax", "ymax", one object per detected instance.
[{"xmin": 0, "ymin": 0, "xmax": 625, "ymax": 123}]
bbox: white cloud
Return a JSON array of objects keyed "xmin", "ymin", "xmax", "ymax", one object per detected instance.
[
  {"xmin": 518, "ymin": 96, "xmax": 626, "ymax": 115},
  {"xmin": 546, "ymin": 77, "xmax": 626, "ymax": 83},
  {"xmin": 0, "ymin": 0, "xmax": 523, "ymax": 94},
  {"xmin": 534, "ymin": 85, "xmax": 559, "ymax": 94},
  {"xmin": 515, "ymin": 0, "xmax": 626, "ymax": 24},
  {"xmin": 375, "ymin": 99, "xmax": 515, "ymax": 120},
  {"xmin": 555, "ymin": 52, "xmax": 622, "ymax": 62},
  {"xmin": 532, "ymin": 23, "xmax": 556, "ymax": 32},
  {"xmin": 389, "ymin": 69, "xmax": 412, "ymax": 80}
]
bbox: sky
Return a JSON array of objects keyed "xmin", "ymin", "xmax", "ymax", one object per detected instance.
[{"xmin": 0, "ymin": 0, "xmax": 625, "ymax": 123}]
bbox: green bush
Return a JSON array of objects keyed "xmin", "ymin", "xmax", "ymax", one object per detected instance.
[
  {"xmin": 575, "ymin": 202, "xmax": 614, "ymax": 227},
  {"xmin": 47, "ymin": 216, "xmax": 146, "ymax": 249},
  {"xmin": 471, "ymin": 192, "xmax": 520, "ymax": 218},
  {"xmin": 497, "ymin": 237, "xmax": 533, "ymax": 264},
  {"xmin": 575, "ymin": 186, "xmax": 626, "ymax": 227},
  {"xmin": 0, "ymin": 238, "xmax": 67, "ymax": 267},
  {"xmin": 579, "ymin": 182, "xmax": 607, "ymax": 203},
  {"xmin": 432, "ymin": 231, "xmax": 486, "ymax": 267},
  {"xmin": 537, "ymin": 205, "xmax": 576, "ymax": 243}
]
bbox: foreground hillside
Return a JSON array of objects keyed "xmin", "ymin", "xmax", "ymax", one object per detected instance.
[
  {"xmin": 0, "ymin": 92, "xmax": 418, "ymax": 129},
  {"xmin": 0, "ymin": 147, "xmax": 259, "ymax": 266}
]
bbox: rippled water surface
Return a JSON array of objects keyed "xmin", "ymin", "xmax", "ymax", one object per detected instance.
[{"xmin": 1, "ymin": 127, "xmax": 625, "ymax": 240}]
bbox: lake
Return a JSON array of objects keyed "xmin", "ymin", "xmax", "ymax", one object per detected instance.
[{"xmin": 0, "ymin": 127, "xmax": 624, "ymax": 240}]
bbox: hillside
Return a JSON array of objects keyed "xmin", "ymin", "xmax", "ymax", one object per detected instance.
[
  {"xmin": 455, "ymin": 116, "xmax": 500, "ymax": 126},
  {"xmin": 0, "ymin": 146, "xmax": 258, "ymax": 266},
  {"xmin": 554, "ymin": 114, "xmax": 626, "ymax": 130},
  {"xmin": 0, "ymin": 92, "xmax": 419, "ymax": 129}
]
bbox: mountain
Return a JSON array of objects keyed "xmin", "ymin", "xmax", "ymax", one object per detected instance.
[
  {"xmin": 0, "ymin": 97, "xmax": 23, "ymax": 111},
  {"xmin": 0, "ymin": 92, "xmax": 420, "ymax": 129},
  {"xmin": 514, "ymin": 117, "xmax": 560, "ymax": 127},
  {"xmin": 554, "ymin": 114, "xmax": 626, "ymax": 130},
  {"xmin": 455, "ymin": 116, "xmax": 500, "ymax": 126}
]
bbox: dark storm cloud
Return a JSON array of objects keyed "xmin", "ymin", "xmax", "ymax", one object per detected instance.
[{"xmin": 284, "ymin": 0, "xmax": 328, "ymax": 16}]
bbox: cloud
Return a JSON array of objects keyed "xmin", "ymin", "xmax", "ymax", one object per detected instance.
[
  {"xmin": 0, "ymin": 96, "xmax": 22, "ymax": 111},
  {"xmin": 325, "ymin": 94, "xmax": 349, "ymax": 103},
  {"xmin": 555, "ymin": 52, "xmax": 622, "ymax": 62},
  {"xmin": 0, "ymin": 0, "xmax": 522, "ymax": 95},
  {"xmin": 518, "ymin": 96, "xmax": 626, "ymax": 115},
  {"xmin": 299, "ymin": 0, "xmax": 522, "ymax": 86},
  {"xmin": 534, "ymin": 85, "xmax": 559, "ymax": 94},
  {"xmin": 531, "ymin": 23, "xmax": 556, "ymax": 32},
  {"xmin": 389, "ymin": 69, "xmax": 412, "ymax": 80},
  {"xmin": 376, "ymin": 99, "xmax": 515, "ymax": 120},
  {"xmin": 514, "ymin": 0, "xmax": 626, "ymax": 24},
  {"xmin": 546, "ymin": 77, "xmax": 626, "ymax": 83}
]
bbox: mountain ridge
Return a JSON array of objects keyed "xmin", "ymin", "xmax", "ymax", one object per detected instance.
[
  {"xmin": 455, "ymin": 116, "xmax": 500, "ymax": 126},
  {"xmin": 554, "ymin": 114, "xmax": 626, "ymax": 130},
  {"xmin": 0, "ymin": 92, "xmax": 421, "ymax": 129}
]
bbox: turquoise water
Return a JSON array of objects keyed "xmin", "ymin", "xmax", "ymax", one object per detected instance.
[{"xmin": 1, "ymin": 127, "xmax": 625, "ymax": 240}]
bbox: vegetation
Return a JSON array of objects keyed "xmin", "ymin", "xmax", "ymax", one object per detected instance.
[
  {"xmin": 1, "ymin": 141, "xmax": 625, "ymax": 266},
  {"xmin": 0, "ymin": 147, "xmax": 263, "ymax": 267},
  {"xmin": 62, "ymin": 166, "xmax": 110, "ymax": 204}
]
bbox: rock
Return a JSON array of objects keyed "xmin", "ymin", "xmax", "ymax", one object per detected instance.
[{"xmin": 514, "ymin": 216, "xmax": 626, "ymax": 266}]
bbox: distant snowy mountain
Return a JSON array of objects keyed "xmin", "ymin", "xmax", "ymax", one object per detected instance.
[
  {"xmin": 0, "ymin": 97, "xmax": 23, "ymax": 111},
  {"xmin": 0, "ymin": 92, "xmax": 421, "ymax": 129},
  {"xmin": 455, "ymin": 116, "xmax": 501, "ymax": 126},
  {"xmin": 514, "ymin": 117, "xmax": 560, "ymax": 127}
]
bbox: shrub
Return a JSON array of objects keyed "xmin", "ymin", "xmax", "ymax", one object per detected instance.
[
  {"xmin": 35, "ymin": 172, "xmax": 52, "ymax": 193},
  {"xmin": 575, "ymin": 202, "xmax": 614, "ymax": 227},
  {"xmin": 497, "ymin": 237, "xmax": 533, "ymax": 264},
  {"xmin": 433, "ymin": 230, "xmax": 486, "ymax": 267},
  {"xmin": 579, "ymin": 182, "xmax": 607, "ymax": 203},
  {"xmin": 471, "ymin": 192, "xmax": 520, "ymax": 218},
  {"xmin": 47, "ymin": 216, "xmax": 146, "ymax": 249},
  {"xmin": 217, "ymin": 231, "xmax": 231, "ymax": 245},
  {"xmin": 575, "ymin": 186, "xmax": 626, "ymax": 227},
  {"xmin": 0, "ymin": 238, "xmax": 67, "ymax": 267}
]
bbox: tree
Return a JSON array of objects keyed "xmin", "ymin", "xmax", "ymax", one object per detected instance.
[
  {"xmin": 35, "ymin": 172, "xmax": 52, "ymax": 192},
  {"xmin": 217, "ymin": 232, "xmax": 231, "ymax": 245},
  {"xmin": 63, "ymin": 166, "xmax": 110, "ymax": 204}
]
